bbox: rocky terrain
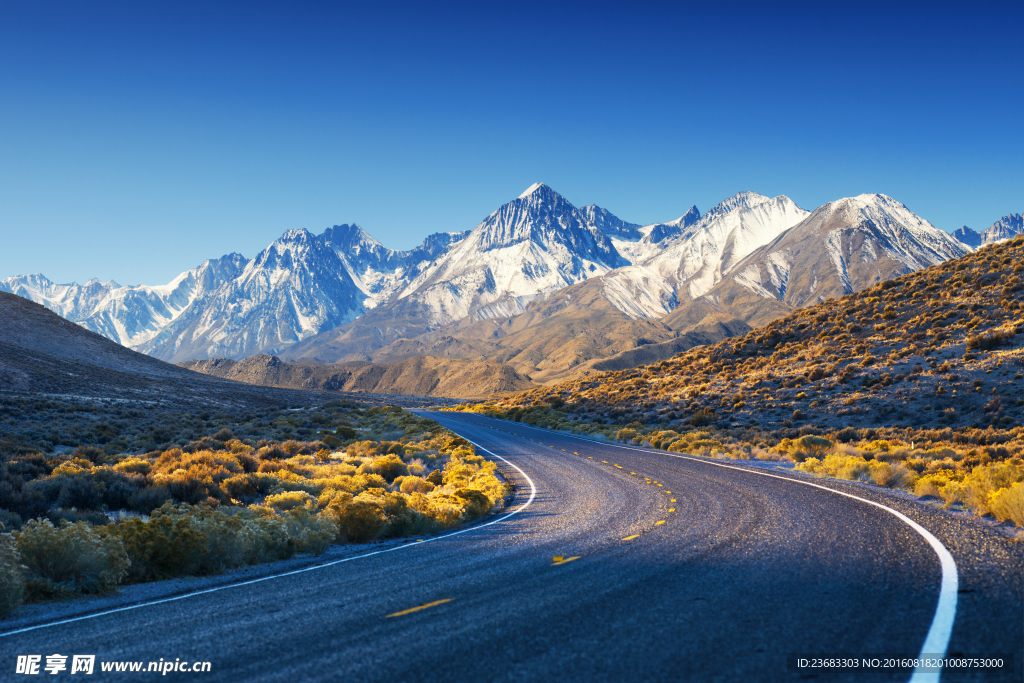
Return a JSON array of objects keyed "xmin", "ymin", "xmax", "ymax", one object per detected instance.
[{"xmin": 179, "ymin": 354, "xmax": 533, "ymax": 399}]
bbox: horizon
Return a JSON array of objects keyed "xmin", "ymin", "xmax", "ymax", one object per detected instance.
[{"xmin": 1, "ymin": 2, "xmax": 1021, "ymax": 286}]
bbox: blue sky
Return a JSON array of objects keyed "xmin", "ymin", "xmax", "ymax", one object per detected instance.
[{"xmin": 1, "ymin": 1, "xmax": 1021, "ymax": 286}]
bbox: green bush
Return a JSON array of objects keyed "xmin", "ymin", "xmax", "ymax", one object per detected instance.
[
  {"xmin": 0, "ymin": 531, "xmax": 25, "ymax": 618},
  {"xmin": 15, "ymin": 519, "xmax": 129, "ymax": 600},
  {"xmin": 114, "ymin": 510, "xmax": 208, "ymax": 583}
]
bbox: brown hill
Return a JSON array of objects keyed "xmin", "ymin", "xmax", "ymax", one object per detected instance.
[
  {"xmin": 284, "ymin": 277, "xmax": 742, "ymax": 384},
  {"xmin": 179, "ymin": 354, "xmax": 533, "ymax": 399}
]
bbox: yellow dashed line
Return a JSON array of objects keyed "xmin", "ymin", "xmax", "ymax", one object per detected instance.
[
  {"xmin": 670, "ymin": 499, "xmax": 677, "ymax": 502},
  {"xmin": 668, "ymin": 508, "xmax": 676, "ymax": 512},
  {"xmin": 387, "ymin": 599, "xmax": 453, "ymax": 618},
  {"xmin": 552, "ymin": 556, "xmax": 581, "ymax": 566},
  {"xmin": 622, "ymin": 535, "xmax": 640, "ymax": 541},
  {"xmin": 655, "ymin": 520, "xmax": 666, "ymax": 526}
]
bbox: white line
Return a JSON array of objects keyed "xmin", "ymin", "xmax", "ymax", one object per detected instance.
[
  {"xmin": 0, "ymin": 439, "xmax": 536, "ymax": 639},
  {"xmin": 450, "ymin": 415, "xmax": 958, "ymax": 683}
]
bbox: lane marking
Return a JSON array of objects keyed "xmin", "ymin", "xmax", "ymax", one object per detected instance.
[
  {"xmin": 485, "ymin": 417, "xmax": 959, "ymax": 682},
  {"xmin": 387, "ymin": 598, "xmax": 452, "ymax": 618},
  {"xmin": 0, "ymin": 428, "xmax": 537, "ymax": 639},
  {"xmin": 622, "ymin": 535, "xmax": 640, "ymax": 541},
  {"xmin": 552, "ymin": 556, "xmax": 581, "ymax": 566},
  {"xmin": 655, "ymin": 520, "xmax": 666, "ymax": 526}
]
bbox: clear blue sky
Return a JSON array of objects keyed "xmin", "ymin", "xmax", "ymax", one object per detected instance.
[{"xmin": 1, "ymin": 1, "xmax": 1021, "ymax": 286}]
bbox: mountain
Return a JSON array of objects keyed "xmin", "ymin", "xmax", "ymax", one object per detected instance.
[
  {"xmin": 983, "ymin": 213, "xmax": 1023, "ymax": 243},
  {"xmin": 495, "ymin": 234, "xmax": 1024, "ymax": 436},
  {"xmin": 1, "ymin": 226, "xmax": 470, "ymax": 363},
  {"xmin": 391, "ymin": 182, "xmax": 628, "ymax": 325},
  {"xmin": 179, "ymin": 354, "xmax": 534, "ymax": 399},
  {"xmin": 951, "ymin": 213, "xmax": 1022, "ymax": 249},
  {"xmin": 662, "ymin": 194, "xmax": 970, "ymax": 329},
  {"xmin": 3, "ymin": 184, "xmax": 996, "ymax": 383},
  {"xmin": 595, "ymin": 192, "xmax": 809, "ymax": 320},
  {"xmin": 0, "ymin": 254, "xmax": 248, "ymax": 350},
  {"xmin": 953, "ymin": 225, "xmax": 983, "ymax": 248}
]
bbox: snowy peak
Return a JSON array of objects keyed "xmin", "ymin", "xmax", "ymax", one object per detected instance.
[
  {"xmin": 983, "ymin": 213, "xmax": 1023, "ymax": 243},
  {"xmin": 518, "ymin": 182, "xmax": 548, "ymax": 199},
  {"xmin": 580, "ymin": 204, "xmax": 643, "ymax": 241},
  {"xmin": 953, "ymin": 225, "xmax": 982, "ymax": 248},
  {"xmin": 646, "ymin": 205, "xmax": 701, "ymax": 244}
]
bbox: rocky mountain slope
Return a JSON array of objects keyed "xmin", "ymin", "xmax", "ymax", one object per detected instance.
[
  {"xmin": 179, "ymin": 354, "xmax": 533, "ymax": 399},
  {"xmin": 661, "ymin": 194, "xmax": 969, "ymax": 330}
]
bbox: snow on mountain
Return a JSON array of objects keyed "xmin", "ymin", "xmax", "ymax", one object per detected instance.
[
  {"xmin": 953, "ymin": 225, "xmax": 982, "ymax": 248},
  {"xmin": 3, "ymin": 185, "xmax": 992, "ymax": 364},
  {"xmin": 982, "ymin": 213, "xmax": 1023, "ymax": 244},
  {"xmin": 0, "ymin": 253, "xmax": 248, "ymax": 348},
  {"xmin": 133, "ymin": 229, "xmax": 370, "ymax": 361},
  {"xmin": 729, "ymin": 194, "xmax": 970, "ymax": 308},
  {"xmin": 319, "ymin": 223, "xmax": 469, "ymax": 309},
  {"xmin": 597, "ymin": 192, "xmax": 809, "ymax": 319},
  {"xmin": 392, "ymin": 183, "xmax": 629, "ymax": 325}
]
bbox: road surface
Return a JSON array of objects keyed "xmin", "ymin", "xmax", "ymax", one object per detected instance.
[{"xmin": 2, "ymin": 411, "xmax": 1021, "ymax": 682}]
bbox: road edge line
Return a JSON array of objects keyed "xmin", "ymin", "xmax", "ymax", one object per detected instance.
[{"xmin": 457, "ymin": 415, "xmax": 958, "ymax": 683}]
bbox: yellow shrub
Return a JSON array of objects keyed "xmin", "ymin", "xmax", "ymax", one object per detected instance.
[
  {"xmin": 114, "ymin": 458, "xmax": 152, "ymax": 475},
  {"xmin": 988, "ymin": 483, "xmax": 1024, "ymax": 526},
  {"xmin": 264, "ymin": 490, "xmax": 314, "ymax": 511}
]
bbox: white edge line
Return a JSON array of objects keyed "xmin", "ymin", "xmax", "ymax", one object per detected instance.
[
  {"xmin": 463, "ymin": 416, "xmax": 958, "ymax": 683},
  {"xmin": 0, "ymin": 438, "xmax": 536, "ymax": 639}
]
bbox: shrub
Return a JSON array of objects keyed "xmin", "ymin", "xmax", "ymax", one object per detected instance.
[
  {"xmin": 358, "ymin": 454, "xmax": 408, "ymax": 483},
  {"xmin": 0, "ymin": 531, "xmax": 25, "ymax": 618},
  {"xmin": 128, "ymin": 485, "xmax": 173, "ymax": 514},
  {"xmin": 790, "ymin": 436, "xmax": 833, "ymax": 462},
  {"xmin": 867, "ymin": 461, "xmax": 917, "ymax": 489},
  {"xmin": 15, "ymin": 520, "xmax": 129, "ymax": 599},
  {"xmin": 325, "ymin": 497, "xmax": 387, "ymax": 543},
  {"xmin": 988, "ymin": 482, "xmax": 1024, "ymax": 526},
  {"xmin": 265, "ymin": 490, "xmax": 314, "ymax": 511},
  {"xmin": 114, "ymin": 511, "xmax": 208, "ymax": 583}
]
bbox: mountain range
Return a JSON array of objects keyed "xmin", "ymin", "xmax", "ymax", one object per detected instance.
[{"xmin": 3, "ymin": 184, "xmax": 1016, "ymax": 391}]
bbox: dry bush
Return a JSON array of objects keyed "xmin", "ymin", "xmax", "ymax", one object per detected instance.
[
  {"xmin": 988, "ymin": 482, "xmax": 1024, "ymax": 526},
  {"xmin": 0, "ymin": 531, "xmax": 25, "ymax": 618},
  {"xmin": 264, "ymin": 490, "xmax": 314, "ymax": 511},
  {"xmin": 15, "ymin": 519, "xmax": 129, "ymax": 599}
]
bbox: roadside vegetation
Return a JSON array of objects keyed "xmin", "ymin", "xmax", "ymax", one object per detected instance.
[
  {"xmin": 447, "ymin": 236, "xmax": 1024, "ymax": 530},
  {"xmin": 0, "ymin": 403, "xmax": 508, "ymax": 619}
]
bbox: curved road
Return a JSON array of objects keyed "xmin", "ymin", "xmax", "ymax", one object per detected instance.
[{"xmin": 2, "ymin": 411, "xmax": 1021, "ymax": 682}]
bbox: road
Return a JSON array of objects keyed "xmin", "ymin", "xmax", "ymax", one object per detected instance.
[{"xmin": 2, "ymin": 411, "xmax": 1021, "ymax": 682}]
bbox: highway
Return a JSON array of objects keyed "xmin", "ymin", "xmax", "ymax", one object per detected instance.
[{"xmin": 2, "ymin": 411, "xmax": 1021, "ymax": 682}]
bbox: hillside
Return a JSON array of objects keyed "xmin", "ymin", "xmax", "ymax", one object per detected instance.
[{"xmin": 179, "ymin": 354, "xmax": 533, "ymax": 399}]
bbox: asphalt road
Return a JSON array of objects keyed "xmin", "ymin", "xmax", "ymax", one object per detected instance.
[{"xmin": 3, "ymin": 411, "xmax": 1021, "ymax": 682}]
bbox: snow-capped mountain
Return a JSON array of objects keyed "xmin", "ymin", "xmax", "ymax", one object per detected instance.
[
  {"xmin": 1, "ymin": 224, "xmax": 470, "ymax": 362},
  {"xmin": 1, "ymin": 254, "xmax": 248, "ymax": 349},
  {"xmin": 953, "ymin": 225, "xmax": 982, "ymax": 248},
  {"xmin": 597, "ymin": 192, "xmax": 809, "ymax": 319},
  {"xmin": 3, "ymin": 183, "xmax": 992, "ymax": 367},
  {"xmin": 390, "ymin": 183, "xmax": 628, "ymax": 325},
  {"xmin": 955, "ymin": 213, "xmax": 1024, "ymax": 247},
  {"xmin": 663, "ymin": 193, "xmax": 970, "ymax": 329}
]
